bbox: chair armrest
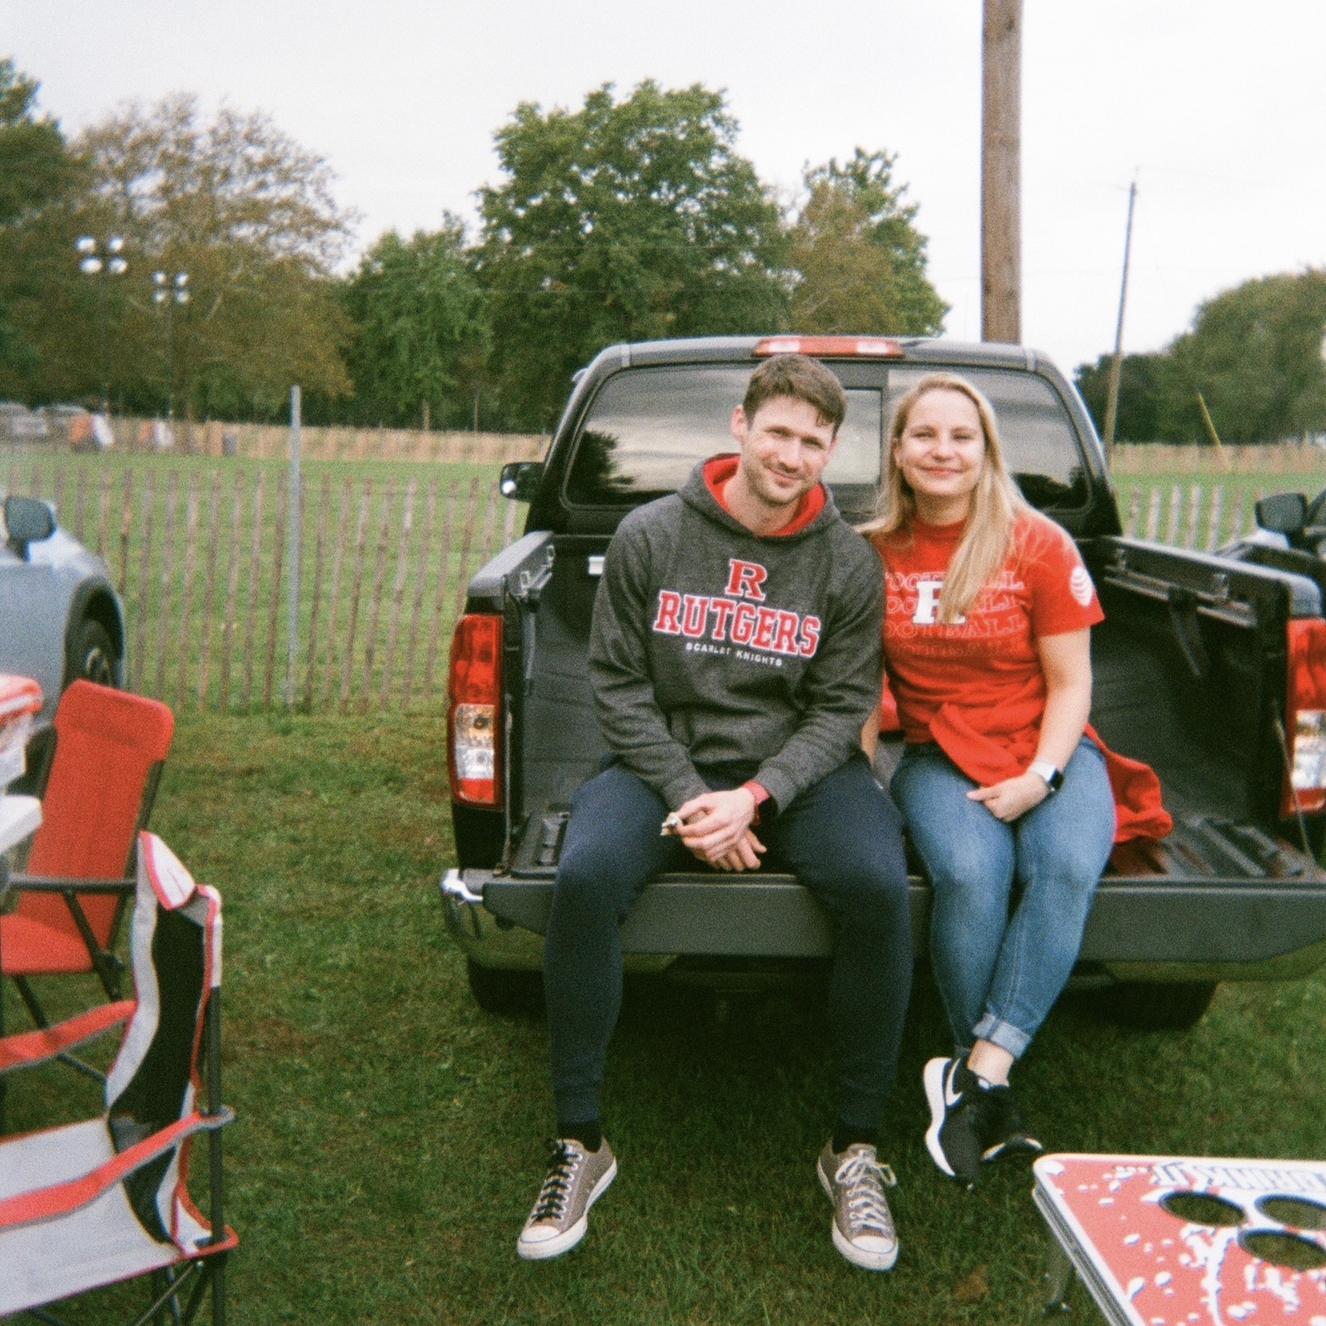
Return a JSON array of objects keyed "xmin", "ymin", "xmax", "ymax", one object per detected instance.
[
  {"xmin": 0, "ymin": 999, "xmax": 134, "ymax": 1075},
  {"xmin": 3, "ymin": 874, "xmax": 135, "ymax": 894},
  {"xmin": 0, "ymin": 876, "xmax": 133, "ymax": 999},
  {"xmin": 0, "ymin": 1106, "xmax": 235, "ymax": 1232}
]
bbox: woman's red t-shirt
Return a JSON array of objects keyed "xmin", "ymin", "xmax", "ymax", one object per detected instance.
[
  {"xmin": 877, "ymin": 512, "xmax": 1103, "ymax": 748},
  {"xmin": 874, "ymin": 512, "xmax": 1171, "ymax": 843}
]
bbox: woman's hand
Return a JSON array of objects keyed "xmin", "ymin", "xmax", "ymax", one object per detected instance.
[
  {"xmin": 967, "ymin": 771, "xmax": 1050, "ymax": 823},
  {"xmin": 965, "ymin": 626, "xmax": 1094, "ymax": 824}
]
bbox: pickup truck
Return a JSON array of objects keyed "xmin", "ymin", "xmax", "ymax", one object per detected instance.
[
  {"xmin": 1224, "ymin": 486, "xmax": 1326, "ymax": 567},
  {"xmin": 440, "ymin": 335, "xmax": 1326, "ymax": 1030}
]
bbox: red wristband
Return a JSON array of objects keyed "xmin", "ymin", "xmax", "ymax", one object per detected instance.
[{"xmin": 741, "ymin": 780, "xmax": 771, "ymax": 825}]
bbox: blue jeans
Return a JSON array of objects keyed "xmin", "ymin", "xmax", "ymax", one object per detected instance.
[
  {"xmin": 544, "ymin": 754, "xmax": 912, "ymax": 1130},
  {"xmin": 891, "ymin": 738, "xmax": 1114, "ymax": 1061}
]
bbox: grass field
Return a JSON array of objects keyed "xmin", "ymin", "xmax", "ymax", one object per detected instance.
[{"xmin": 8, "ymin": 711, "xmax": 1324, "ymax": 1325}]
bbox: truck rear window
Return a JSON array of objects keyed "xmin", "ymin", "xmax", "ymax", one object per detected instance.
[{"xmin": 563, "ymin": 363, "xmax": 1091, "ymax": 519}]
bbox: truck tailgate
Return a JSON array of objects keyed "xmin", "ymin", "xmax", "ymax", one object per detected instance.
[{"xmin": 451, "ymin": 809, "xmax": 1326, "ymax": 970}]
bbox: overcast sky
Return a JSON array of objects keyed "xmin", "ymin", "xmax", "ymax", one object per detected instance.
[{"xmin": 7, "ymin": 0, "xmax": 1324, "ymax": 376}]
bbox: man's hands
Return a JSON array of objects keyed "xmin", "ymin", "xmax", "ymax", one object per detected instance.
[
  {"xmin": 967, "ymin": 771, "xmax": 1049, "ymax": 823},
  {"xmin": 670, "ymin": 787, "xmax": 767, "ymax": 872}
]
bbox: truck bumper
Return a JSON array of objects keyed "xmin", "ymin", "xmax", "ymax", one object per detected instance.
[{"xmin": 440, "ymin": 863, "xmax": 1326, "ymax": 983}]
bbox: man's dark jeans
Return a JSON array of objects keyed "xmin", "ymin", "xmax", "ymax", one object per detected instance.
[{"xmin": 544, "ymin": 753, "xmax": 913, "ymax": 1132}]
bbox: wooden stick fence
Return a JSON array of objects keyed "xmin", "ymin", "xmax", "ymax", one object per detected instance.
[
  {"xmin": 1111, "ymin": 480, "xmax": 1266, "ymax": 551},
  {"xmin": 3, "ymin": 457, "xmax": 523, "ymax": 714},
  {"xmin": 0, "ymin": 453, "xmax": 1302, "ymax": 714}
]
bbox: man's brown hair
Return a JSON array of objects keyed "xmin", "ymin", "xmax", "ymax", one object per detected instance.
[{"xmin": 742, "ymin": 354, "xmax": 847, "ymax": 435}]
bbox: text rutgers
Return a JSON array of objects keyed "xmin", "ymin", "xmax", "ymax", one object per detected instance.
[{"xmin": 651, "ymin": 559, "xmax": 822, "ymax": 658}]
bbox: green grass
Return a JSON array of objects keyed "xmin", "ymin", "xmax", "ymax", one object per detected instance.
[{"xmin": 7, "ymin": 711, "xmax": 1325, "ymax": 1324}]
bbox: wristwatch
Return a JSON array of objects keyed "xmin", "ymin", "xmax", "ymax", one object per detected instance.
[{"xmin": 1029, "ymin": 759, "xmax": 1064, "ymax": 794}]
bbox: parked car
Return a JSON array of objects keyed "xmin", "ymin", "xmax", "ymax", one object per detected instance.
[
  {"xmin": 0, "ymin": 401, "xmax": 49, "ymax": 445},
  {"xmin": 1228, "ymin": 488, "xmax": 1326, "ymax": 557},
  {"xmin": 40, "ymin": 403, "xmax": 104, "ymax": 451},
  {"xmin": 0, "ymin": 492, "xmax": 125, "ymax": 777},
  {"xmin": 1218, "ymin": 489, "xmax": 1326, "ymax": 617}
]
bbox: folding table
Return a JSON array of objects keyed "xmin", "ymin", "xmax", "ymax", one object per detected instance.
[{"xmin": 1033, "ymin": 1152, "xmax": 1326, "ymax": 1324}]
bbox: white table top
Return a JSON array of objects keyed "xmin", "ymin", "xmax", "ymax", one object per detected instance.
[{"xmin": 0, "ymin": 794, "xmax": 41, "ymax": 857}]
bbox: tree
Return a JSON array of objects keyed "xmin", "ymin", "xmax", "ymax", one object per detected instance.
[
  {"xmin": 1074, "ymin": 351, "xmax": 1170, "ymax": 443},
  {"xmin": 477, "ymin": 81, "xmax": 789, "ymax": 427},
  {"xmin": 3, "ymin": 94, "xmax": 355, "ymax": 418},
  {"xmin": 341, "ymin": 219, "xmax": 489, "ymax": 428},
  {"xmin": 0, "ymin": 60, "xmax": 79, "ymax": 228},
  {"xmin": 788, "ymin": 150, "xmax": 947, "ymax": 336},
  {"xmin": 1160, "ymin": 270, "xmax": 1326, "ymax": 444},
  {"xmin": 0, "ymin": 60, "xmax": 82, "ymax": 382}
]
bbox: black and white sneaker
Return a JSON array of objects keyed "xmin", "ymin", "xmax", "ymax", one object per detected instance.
[
  {"xmin": 981, "ymin": 1087, "xmax": 1043, "ymax": 1165},
  {"xmin": 517, "ymin": 1137, "xmax": 617, "ymax": 1261},
  {"xmin": 922, "ymin": 1056, "xmax": 1000, "ymax": 1187}
]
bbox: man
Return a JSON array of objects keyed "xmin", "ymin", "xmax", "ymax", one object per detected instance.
[{"xmin": 517, "ymin": 354, "xmax": 912, "ymax": 1271}]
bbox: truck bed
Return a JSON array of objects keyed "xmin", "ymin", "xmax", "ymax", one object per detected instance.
[{"xmin": 475, "ymin": 532, "xmax": 1326, "ymax": 978}]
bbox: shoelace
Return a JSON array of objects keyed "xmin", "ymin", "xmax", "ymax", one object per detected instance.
[
  {"xmin": 834, "ymin": 1149, "xmax": 897, "ymax": 1235},
  {"xmin": 530, "ymin": 1141, "xmax": 582, "ymax": 1222}
]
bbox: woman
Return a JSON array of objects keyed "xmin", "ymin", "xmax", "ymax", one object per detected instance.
[{"xmin": 864, "ymin": 372, "xmax": 1121, "ymax": 1190}]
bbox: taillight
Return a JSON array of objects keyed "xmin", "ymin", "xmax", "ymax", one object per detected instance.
[
  {"xmin": 448, "ymin": 613, "xmax": 502, "ymax": 807},
  {"xmin": 1283, "ymin": 619, "xmax": 1326, "ymax": 817},
  {"xmin": 753, "ymin": 336, "xmax": 905, "ymax": 359}
]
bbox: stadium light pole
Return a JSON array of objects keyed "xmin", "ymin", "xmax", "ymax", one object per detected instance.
[
  {"xmin": 152, "ymin": 270, "xmax": 190, "ymax": 424},
  {"xmin": 75, "ymin": 234, "xmax": 127, "ymax": 414}
]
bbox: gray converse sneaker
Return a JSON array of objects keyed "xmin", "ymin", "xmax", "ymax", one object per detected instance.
[
  {"xmin": 817, "ymin": 1141, "xmax": 899, "ymax": 1271},
  {"xmin": 517, "ymin": 1138, "xmax": 617, "ymax": 1261}
]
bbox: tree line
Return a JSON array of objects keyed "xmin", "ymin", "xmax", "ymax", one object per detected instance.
[
  {"xmin": 3, "ymin": 57, "xmax": 1321, "ymax": 443},
  {"xmin": 0, "ymin": 63, "xmax": 945, "ymax": 434},
  {"xmin": 1076, "ymin": 269, "xmax": 1326, "ymax": 445}
]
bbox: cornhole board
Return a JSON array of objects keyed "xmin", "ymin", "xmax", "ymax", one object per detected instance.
[{"xmin": 1033, "ymin": 1153, "xmax": 1326, "ymax": 1325}]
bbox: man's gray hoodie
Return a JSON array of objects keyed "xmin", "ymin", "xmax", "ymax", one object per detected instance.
[{"xmin": 588, "ymin": 454, "xmax": 883, "ymax": 812}]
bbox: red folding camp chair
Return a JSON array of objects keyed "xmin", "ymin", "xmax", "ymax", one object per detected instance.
[
  {"xmin": 1, "ymin": 681, "xmax": 174, "ymax": 1057},
  {"xmin": 0, "ymin": 831, "xmax": 236, "ymax": 1324}
]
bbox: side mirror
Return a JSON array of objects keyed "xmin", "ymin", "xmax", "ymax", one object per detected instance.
[
  {"xmin": 4, "ymin": 495, "xmax": 56, "ymax": 560},
  {"xmin": 499, "ymin": 461, "xmax": 544, "ymax": 503},
  {"xmin": 1254, "ymin": 491, "xmax": 1307, "ymax": 536}
]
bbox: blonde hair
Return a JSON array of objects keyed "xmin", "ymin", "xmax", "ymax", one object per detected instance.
[{"xmin": 861, "ymin": 372, "xmax": 1030, "ymax": 623}]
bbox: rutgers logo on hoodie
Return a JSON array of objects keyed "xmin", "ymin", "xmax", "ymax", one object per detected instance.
[{"xmin": 651, "ymin": 558, "xmax": 822, "ymax": 659}]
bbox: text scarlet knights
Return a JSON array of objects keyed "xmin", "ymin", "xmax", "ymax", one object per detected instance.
[{"xmin": 652, "ymin": 557, "xmax": 822, "ymax": 658}]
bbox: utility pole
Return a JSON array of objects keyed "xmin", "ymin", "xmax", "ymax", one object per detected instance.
[
  {"xmin": 1102, "ymin": 179, "xmax": 1138, "ymax": 455},
  {"xmin": 982, "ymin": 0, "xmax": 1022, "ymax": 344}
]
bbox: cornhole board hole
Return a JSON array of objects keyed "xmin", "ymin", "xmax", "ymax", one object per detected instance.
[{"xmin": 1033, "ymin": 1153, "xmax": 1326, "ymax": 1325}]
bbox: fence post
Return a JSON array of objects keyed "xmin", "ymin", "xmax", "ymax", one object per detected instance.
[
  {"xmin": 1145, "ymin": 488, "xmax": 1161, "ymax": 541},
  {"xmin": 286, "ymin": 386, "xmax": 302, "ymax": 709},
  {"xmin": 1124, "ymin": 487, "xmax": 1141, "ymax": 538},
  {"xmin": 1205, "ymin": 486, "xmax": 1224, "ymax": 550},
  {"xmin": 1184, "ymin": 484, "xmax": 1203, "ymax": 549},
  {"xmin": 1165, "ymin": 484, "xmax": 1182, "ymax": 544}
]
